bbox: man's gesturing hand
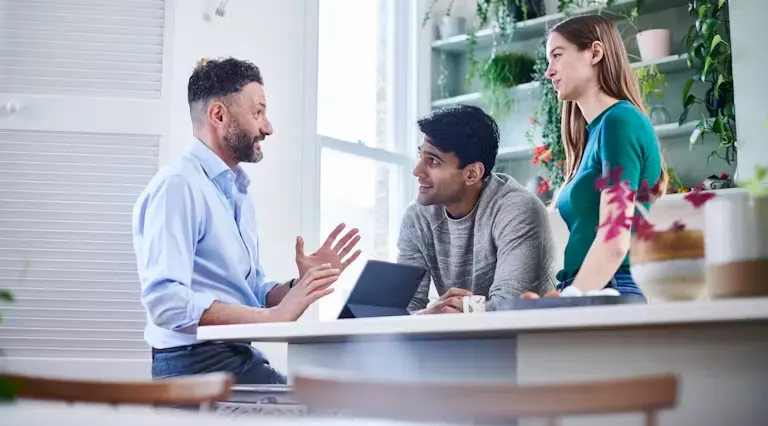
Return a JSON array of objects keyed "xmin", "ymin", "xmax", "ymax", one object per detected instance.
[
  {"xmin": 272, "ymin": 264, "xmax": 339, "ymax": 322},
  {"xmin": 417, "ymin": 287, "xmax": 472, "ymax": 315},
  {"xmin": 296, "ymin": 223, "xmax": 362, "ymax": 280}
]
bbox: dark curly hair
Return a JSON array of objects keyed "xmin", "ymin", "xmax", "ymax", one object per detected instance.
[
  {"xmin": 187, "ymin": 57, "xmax": 264, "ymax": 118},
  {"xmin": 417, "ymin": 104, "xmax": 500, "ymax": 179}
]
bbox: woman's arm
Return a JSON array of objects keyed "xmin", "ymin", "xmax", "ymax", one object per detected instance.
[
  {"xmin": 568, "ymin": 109, "xmax": 656, "ymax": 294},
  {"xmin": 567, "ymin": 184, "xmax": 635, "ymax": 294}
]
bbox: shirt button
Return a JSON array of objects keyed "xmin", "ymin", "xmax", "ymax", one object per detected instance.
[{"xmin": 228, "ymin": 173, "xmax": 234, "ymax": 181}]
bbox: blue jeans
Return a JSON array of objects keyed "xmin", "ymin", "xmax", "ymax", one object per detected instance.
[
  {"xmin": 557, "ymin": 268, "xmax": 645, "ymax": 299},
  {"xmin": 152, "ymin": 341, "xmax": 287, "ymax": 385}
]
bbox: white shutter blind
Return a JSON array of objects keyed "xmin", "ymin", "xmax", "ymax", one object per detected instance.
[
  {"xmin": 0, "ymin": 0, "xmax": 167, "ymax": 369},
  {"xmin": 0, "ymin": 0, "xmax": 165, "ymax": 98},
  {"xmin": 0, "ymin": 130, "xmax": 157, "ymax": 359}
]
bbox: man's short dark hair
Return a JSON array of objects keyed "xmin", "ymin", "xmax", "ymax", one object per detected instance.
[
  {"xmin": 187, "ymin": 57, "xmax": 264, "ymax": 116},
  {"xmin": 417, "ymin": 104, "xmax": 499, "ymax": 179}
]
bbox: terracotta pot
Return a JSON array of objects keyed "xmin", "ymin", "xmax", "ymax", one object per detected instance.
[
  {"xmin": 636, "ymin": 29, "xmax": 672, "ymax": 61},
  {"xmin": 705, "ymin": 194, "xmax": 768, "ymax": 298},
  {"xmin": 630, "ymin": 229, "xmax": 706, "ymax": 301}
]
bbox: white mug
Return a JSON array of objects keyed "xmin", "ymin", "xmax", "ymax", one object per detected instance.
[{"xmin": 462, "ymin": 295, "xmax": 486, "ymax": 313}]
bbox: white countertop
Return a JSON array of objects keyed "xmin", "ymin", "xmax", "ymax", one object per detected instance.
[{"xmin": 198, "ymin": 298, "xmax": 768, "ymax": 344}]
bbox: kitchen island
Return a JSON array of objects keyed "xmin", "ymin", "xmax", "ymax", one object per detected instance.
[{"xmin": 199, "ymin": 298, "xmax": 768, "ymax": 425}]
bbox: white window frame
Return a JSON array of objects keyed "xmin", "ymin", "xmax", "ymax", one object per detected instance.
[{"xmin": 301, "ymin": 0, "xmax": 420, "ymax": 322}]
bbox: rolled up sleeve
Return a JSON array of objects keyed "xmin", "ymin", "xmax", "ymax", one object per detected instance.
[{"xmin": 133, "ymin": 174, "xmax": 216, "ymax": 333}]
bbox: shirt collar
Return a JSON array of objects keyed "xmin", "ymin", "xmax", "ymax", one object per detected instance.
[{"xmin": 188, "ymin": 138, "xmax": 251, "ymax": 193}]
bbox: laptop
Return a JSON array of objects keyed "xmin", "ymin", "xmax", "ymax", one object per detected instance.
[{"xmin": 336, "ymin": 260, "xmax": 426, "ymax": 320}]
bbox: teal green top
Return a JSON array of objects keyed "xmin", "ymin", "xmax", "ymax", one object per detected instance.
[{"xmin": 555, "ymin": 100, "xmax": 662, "ymax": 282}]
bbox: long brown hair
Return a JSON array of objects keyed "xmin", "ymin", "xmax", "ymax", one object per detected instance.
[{"xmin": 551, "ymin": 15, "xmax": 668, "ymax": 197}]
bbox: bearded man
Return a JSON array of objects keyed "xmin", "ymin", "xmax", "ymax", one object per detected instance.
[{"xmin": 132, "ymin": 58, "xmax": 361, "ymax": 384}]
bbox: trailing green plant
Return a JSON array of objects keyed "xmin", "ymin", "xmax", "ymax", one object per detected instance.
[
  {"xmin": 634, "ymin": 64, "xmax": 666, "ymax": 110},
  {"xmin": 525, "ymin": 38, "xmax": 566, "ymax": 190},
  {"xmin": 422, "ymin": 0, "xmax": 455, "ymax": 27},
  {"xmin": 423, "ymin": 0, "xmax": 544, "ymax": 87},
  {"xmin": 680, "ymin": 0, "xmax": 736, "ymax": 165},
  {"xmin": 666, "ymin": 167, "xmax": 684, "ymax": 192},
  {"xmin": 480, "ymin": 51, "xmax": 535, "ymax": 118},
  {"xmin": 467, "ymin": 1, "xmax": 543, "ymax": 86}
]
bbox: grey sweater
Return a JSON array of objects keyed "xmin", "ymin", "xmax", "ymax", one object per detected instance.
[{"xmin": 397, "ymin": 173, "xmax": 557, "ymax": 312}]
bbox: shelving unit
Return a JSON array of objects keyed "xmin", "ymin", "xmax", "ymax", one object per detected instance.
[
  {"xmin": 430, "ymin": 0, "xmax": 688, "ymax": 53},
  {"xmin": 419, "ymin": 0, "xmax": 734, "ymax": 189},
  {"xmin": 430, "ymin": 53, "xmax": 689, "ymax": 108}
]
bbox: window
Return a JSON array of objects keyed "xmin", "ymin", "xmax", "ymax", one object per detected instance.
[{"xmin": 316, "ymin": 0, "xmax": 416, "ymax": 320}]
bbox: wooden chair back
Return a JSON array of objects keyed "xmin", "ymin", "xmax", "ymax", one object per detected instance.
[
  {"xmin": 1, "ymin": 372, "xmax": 235, "ymax": 406},
  {"xmin": 293, "ymin": 370, "xmax": 678, "ymax": 425}
]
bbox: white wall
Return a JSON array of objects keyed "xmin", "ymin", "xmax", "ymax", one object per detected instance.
[
  {"xmin": 162, "ymin": 0, "xmax": 319, "ymax": 374},
  {"xmin": 730, "ymin": 0, "xmax": 768, "ymax": 182}
]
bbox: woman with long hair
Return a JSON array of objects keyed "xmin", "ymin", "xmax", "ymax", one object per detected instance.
[{"xmin": 545, "ymin": 14, "xmax": 667, "ymax": 298}]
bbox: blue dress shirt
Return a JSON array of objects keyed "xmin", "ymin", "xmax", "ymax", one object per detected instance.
[{"xmin": 132, "ymin": 138, "xmax": 278, "ymax": 349}]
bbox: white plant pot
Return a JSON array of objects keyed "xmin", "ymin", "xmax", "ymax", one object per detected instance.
[
  {"xmin": 437, "ymin": 16, "xmax": 466, "ymax": 40},
  {"xmin": 630, "ymin": 230, "xmax": 706, "ymax": 302},
  {"xmin": 630, "ymin": 258, "xmax": 707, "ymax": 302},
  {"xmin": 636, "ymin": 29, "xmax": 672, "ymax": 61},
  {"xmin": 704, "ymin": 194, "xmax": 768, "ymax": 298}
]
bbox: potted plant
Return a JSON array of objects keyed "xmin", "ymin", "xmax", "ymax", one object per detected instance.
[
  {"xmin": 480, "ymin": 51, "xmax": 536, "ymax": 118},
  {"xmin": 595, "ymin": 165, "xmax": 719, "ymax": 302},
  {"xmin": 634, "ymin": 64, "xmax": 670, "ymax": 125},
  {"xmin": 422, "ymin": 0, "xmax": 466, "ymax": 39},
  {"xmin": 704, "ymin": 165, "xmax": 768, "ymax": 298},
  {"xmin": 423, "ymin": 0, "xmax": 544, "ymax": 87},
  {"xmin": 606, "ymin": 6, "xmax": 671, "ymax": 62},
  {"xmin": 680, "ymin": 0, "xmax": 736, "ymax": 166},
  {"xmin": 635, "ymin": 29, "xmax": 672, "ymax": 61}
]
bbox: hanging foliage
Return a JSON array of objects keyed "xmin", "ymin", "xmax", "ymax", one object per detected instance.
[{"xmin": 525, "ymin": 38, "xmax": 566, "ymax": 191}]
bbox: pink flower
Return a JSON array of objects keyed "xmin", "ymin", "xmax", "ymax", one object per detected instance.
[
  {"xmin": 532, "ymin": 146, "xmax": 552, "ymax": 165},
  {"xmin": 632, "ymin": 215, "xmax": 656, "ymax": 241},
  {"xmin": 538, "ymin": 178, "xmax": 550, "ymax": 194},
  {"xmin": 684, "ymin": 187, "xmax": 717, "ymax": 209}
]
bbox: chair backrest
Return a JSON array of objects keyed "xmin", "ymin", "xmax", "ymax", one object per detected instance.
[
  {"xmin": 292, "ymin": 369, "xmax": 677, "ymax": 425},
  {"xmin": 1, "ymin": 372, "xmax": 235, "ymax": 406}
]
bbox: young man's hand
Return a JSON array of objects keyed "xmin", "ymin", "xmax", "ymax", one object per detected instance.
[
  {"xmin": 415, "ymin": 288, "xmax": 472, "ymax": 315},
  {"xmin": 271, "ymin": 264, "xmax": 339, "ymax": 322}
]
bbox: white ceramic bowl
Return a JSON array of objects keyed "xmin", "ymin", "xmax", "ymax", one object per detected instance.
[{"xmin": 630, "ymin": 258, "xmax": 707, "ymax": 302}]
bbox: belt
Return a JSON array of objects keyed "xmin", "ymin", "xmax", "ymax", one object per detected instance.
[{"xmin": 151, "ymin": 340, "xmax": 221, "ymax": 355}]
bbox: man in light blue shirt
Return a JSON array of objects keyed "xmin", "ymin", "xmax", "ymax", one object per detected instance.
[{"xmin": 132, "ymin": 58, "xmax": 361, "ymax": 384}]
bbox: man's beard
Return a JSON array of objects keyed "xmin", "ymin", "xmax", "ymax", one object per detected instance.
[{"xmin": 225, "ymin": 119, "xmax": 264, "ymax": 163}]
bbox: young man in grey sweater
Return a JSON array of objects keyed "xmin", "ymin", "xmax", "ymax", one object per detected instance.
[{"xmin": 398, "ymin": 105, "xmax": 557, "ymax": 314}]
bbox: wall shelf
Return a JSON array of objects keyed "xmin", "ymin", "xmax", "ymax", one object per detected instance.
[
  {"xmin": 498, "ymin": 145, "xmax": 533, "ymax": 161},
  {"xmin": 431, "ymin": 81, "xmax": 538, "ymax": 108},
  {"xmin": 430, "ymin": 0, "xmax": 688, "ymax": 53},
  {"xmin": 654, "ymin": 120, "xmax": 697, "ymax": 139},
  {"xmin": 430, "ymin": 54, "xmax": 689, "ymax": 109}
]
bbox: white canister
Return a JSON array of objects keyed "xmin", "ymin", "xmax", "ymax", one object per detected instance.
[{"xmin": 704, "ymin": 194, "xmax": 768, "ymax": 297}]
